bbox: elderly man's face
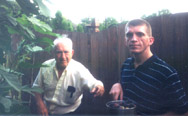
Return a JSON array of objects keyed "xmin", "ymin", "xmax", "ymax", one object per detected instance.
[{"xmin": 54, "ymin": 43, "xmax": 74, "ymax": 70}]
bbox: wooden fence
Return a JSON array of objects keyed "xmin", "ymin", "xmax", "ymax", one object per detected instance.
[{"xmin": 24, "ymin": 12, "xmax": 188, "ymax": 114}]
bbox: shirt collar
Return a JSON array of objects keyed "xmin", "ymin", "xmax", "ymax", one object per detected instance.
[
  {"xmin": 53, "ymin": 59, "xmax": 74, "ymax": 72},
  {"xmin": 131, "ymin": 54, "xmax": 158, "ymax": 69}
]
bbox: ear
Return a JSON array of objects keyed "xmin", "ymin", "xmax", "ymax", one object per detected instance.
[
  {"xmin": 149, "ymin": 37, "xmax": 154, "ymax": 45},
  {"xmin": 72, "ymin": 49, "xmax": 74, "ymax": 56},
  {"xmin": 124, "ymin": 37, "xmax": 128, "ymax": 46}
]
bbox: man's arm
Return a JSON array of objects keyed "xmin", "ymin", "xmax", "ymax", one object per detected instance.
[
  {"xmin": 109, "ymin": 83, "xmax": 123, "ymax": 100},
  {"xmin": 34, "ymin": 92, "xmax": 48, "ymax": 116}
]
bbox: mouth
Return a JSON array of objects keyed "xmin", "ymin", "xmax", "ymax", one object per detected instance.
[
  {"xmin": 60, "ymin": 61, "xmax": 66, "ymax": 63},
  {"xmin": 59, "ymin": 58, "xmax": 65, "ymax": 61},
  {"xmin": 129, "ymin": 45, "xmax": 139, "ymax": 48},
  {"xmin": 59, "ymin": 60, "xmax": 67, "ymax": 63}
]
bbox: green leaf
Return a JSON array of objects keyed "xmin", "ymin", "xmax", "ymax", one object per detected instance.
[
  {"xmin": 43, "ymin": 45, "xmax": 53, "ymax": 53},
  {"xmin": 0, "ymin": 64, "xmax": 23, "ymax": 76},
  {"xmin": 35, "ymin": 37, "xmax": 53, "ymax": 45},
  {"xmin": 0, "ymin": 82, "xmax": 12, "ymax": 96},
  {"xmin": 7, "ymin": 15, "xmax": 17, "ymax": 26},
  {"xmin": 44, "ymin": 31, "xmax": 60, "ymax": 37},
  {"xmin": 7, "ymin": 26, "xmax": 19, "ymax": 34},
  {"xmin": 21, "ymin": 85, "xmax": 43, "ymax": 95},
  {"xmin": 19, "ymin": 62, "xmax": 50, "ymax": 69},
  {"xmin": 0, "ymin": 64, "xmax": 9, "ymax": 72},
  {"xmin": 0, "ymin": 70, "xmax": 22, "ymax": 92},
  {"xmin": 33, "ymin": 0, "xmax": 51, "ymax": 17},
  {"xmin": 19, "ymin": 24, "xmax": 36, "ymax": 40},
  {"xmin": 26, "ymin": 45, "xmax": 43, "ymax": 53},
  {"xmin": 0, "ymin": 96, "xmax": 12, "ymax": 113},
  {"xmin": 27, "ymin": 17, "xmax": 52, "ymax": 32},
  {"xmin": 16, "ymin": 14, "xmax": 29, "ymax": 26}
]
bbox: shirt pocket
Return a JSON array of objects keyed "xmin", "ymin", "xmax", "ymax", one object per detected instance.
[{"xmin": 64, "ymin": 86, "xmax": 82, "ymax": 104}]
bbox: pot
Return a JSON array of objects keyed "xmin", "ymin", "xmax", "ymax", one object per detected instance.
[{"xmin": 106, "ymin": 100, "xmax": 136, "ymax": 115}]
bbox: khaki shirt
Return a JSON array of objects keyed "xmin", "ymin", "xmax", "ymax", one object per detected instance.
[{"xmin": 33, "ymin": 59, "xmax": 103, "ymax": 114}]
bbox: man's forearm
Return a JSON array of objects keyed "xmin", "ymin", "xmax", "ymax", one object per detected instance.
[
  {"xmin": 34, "ymin": 92, "xmax": 44, "ymax": 106},
  {"xmin": 34, "ymin": 92, "xmax": 48, "ymax": 115}
]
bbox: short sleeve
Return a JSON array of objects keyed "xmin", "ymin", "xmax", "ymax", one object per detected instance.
[{"xmin": 32, "ymin": 68, "xmax": 43, "ymax": 89}]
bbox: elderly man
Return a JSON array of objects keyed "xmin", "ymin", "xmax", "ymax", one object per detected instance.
[{"xmin": 33, "ymin": 35, "xmax": 104, "ymax": 115}]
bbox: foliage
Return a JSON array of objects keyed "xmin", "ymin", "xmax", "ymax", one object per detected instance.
[
  {"xmin": 81, "ymin": 17, "xmax": 94, "ymax": 25},
  {"xmin": 77, "ymin": 17, "xmax": 118, "ymax": 32},
  {"xmin": 142, "ymin": 9, "xmax": 171, "ymax": 19},
  {"xmin": 51, "ymin": 11, "xmax": 64, "ymax": 30},
  {"xmin": 76, "ymin": 17, "xmax": 95, "ymax": 33},
  {"xmin": 76, "ymin": 17, "xmax": 118, "ymax": 32},
  {"xmin": 51, "ymin": 11, "xmax": 74, "ymax": 32},
  {"xmin": 76, "ymin": 9, "xmax": 171, "ymax": 32},
  {"xmin": 0, "ymin": 0, "xmax": 59, "ymax": 114},
  {"xmin": 62, "ymin": 19, "xmax": 74, "ymax": 32},
  {"xmin": 49, "ymin": 9, "xmax": 172, "ymax": 33},
  {"xmin": 36, "ymin": 14, "xmax": 52, "ymax": 27},
  {"xmin": 99, "ymin": 17, "xmax": 118, "ymax": 31},
  {"xmin": 76, "ymin": 24, "xmax": 84, "ymax": 33}
]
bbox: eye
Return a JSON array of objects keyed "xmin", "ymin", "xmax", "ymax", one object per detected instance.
[
  {"xmin": 136, "ymin": 32, "xmax": 144, "ymax": 37},
  {"xmin": 56, "ymin": 51, "xmax": 62, "ymax": 54},
  {"xmin": 64, "ymin": 51, "xmax": 69, "ymax": 54},
  {"xmin": 126, "ymin": 32, "xmax": 133, "ymax": 38}
]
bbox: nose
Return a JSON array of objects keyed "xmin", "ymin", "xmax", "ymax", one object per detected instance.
[
  {"xmin": 60, "ymin": 52, "xmax": 66, "ymax": 59},
  {"xmin": 130, "ymin": 34, "xmax": 138, "ymax": 42}
]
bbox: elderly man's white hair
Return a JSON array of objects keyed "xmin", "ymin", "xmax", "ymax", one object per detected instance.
[{"xmin": 53, "ymin": 35, "xmax": 73, "ymax": 50}]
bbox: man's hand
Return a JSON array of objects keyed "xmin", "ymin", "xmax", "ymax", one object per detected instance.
[
  {"xmin": 91, "ymin": 85, "xmax": 105, "ymax": 97},
  {"xmin": 109, "ymin": 83, "xmax": 123, "ymax": 100},
  {"xmin": 35, "ymin": 93, "xmax": 48, "ymax": 116}
]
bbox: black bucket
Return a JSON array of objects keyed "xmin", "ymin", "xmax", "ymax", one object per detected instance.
[{"xmin": 106, "ymin": 100, "xmax": 136, "ymax": 115}]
